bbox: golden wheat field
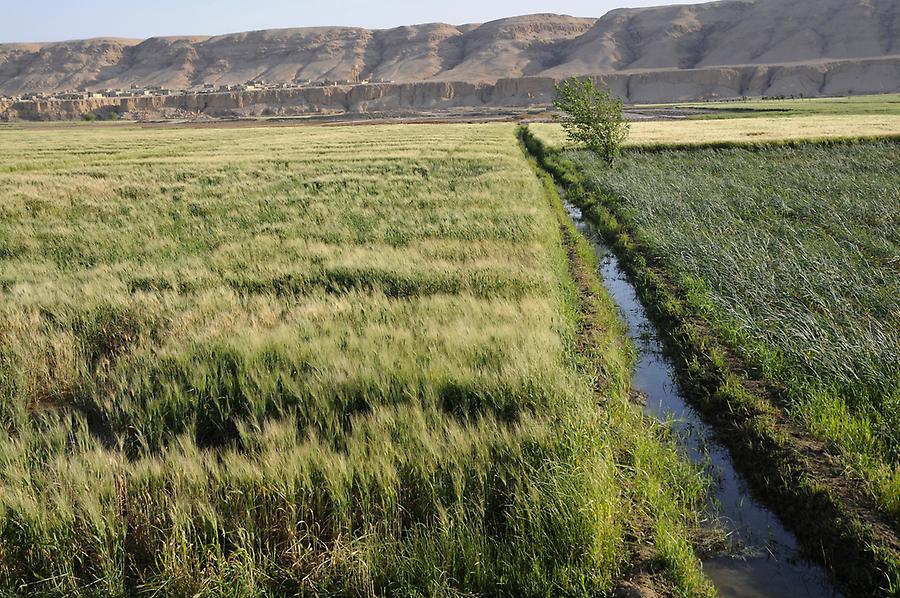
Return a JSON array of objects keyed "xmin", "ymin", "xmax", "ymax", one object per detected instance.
[{"xmin": 530, "ymin": 114, "xmax": 900, "ymax": 148}]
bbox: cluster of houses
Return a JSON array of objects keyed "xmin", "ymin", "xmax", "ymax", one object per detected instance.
[
  {"xmin": 4, "ymin": 84, "xmax": 179, "ymax": 102},
  {"xmin": 199, "ymin": 77, "xmax": 395, "ymax": 93},
  {"xmin": 1, "ymin": 77, "xmax": 398, "ymax": 103}
]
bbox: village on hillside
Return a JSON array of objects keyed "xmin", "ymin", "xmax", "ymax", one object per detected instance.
[{"xmin": 0, "ymin": 77, "xmax": 396, "ymax": 103}]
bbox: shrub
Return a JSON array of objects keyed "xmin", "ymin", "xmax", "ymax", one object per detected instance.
[{"xmin": 553, "ymin": 78, "xmax": 629, "ymax": 167}]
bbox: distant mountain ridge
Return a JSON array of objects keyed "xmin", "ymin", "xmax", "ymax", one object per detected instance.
[{"xmin": 1, "ymin": 0, "xmax": 899, "ymax": 96}]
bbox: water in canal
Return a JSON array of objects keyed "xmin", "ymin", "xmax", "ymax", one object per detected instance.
[{"xmin": 564, "ymin": 201, "xmax": 842, "ymax": 598}]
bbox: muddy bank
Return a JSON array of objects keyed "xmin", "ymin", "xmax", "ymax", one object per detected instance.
[
  {"xmin": 564, "ymin": 200, "xmax": 840, "ymax": 598},
  {"xmin": 3, "ymin": 56, "xmax": 898, "ymax": 121}
]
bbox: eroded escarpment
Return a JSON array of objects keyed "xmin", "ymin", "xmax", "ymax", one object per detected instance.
[
  {"xmin": 3, "ymin": 57, "xmax": 898, "ymax": 121},
  {"xmin": 2, "ymin": 0, "xmax": 899, "ymax": 96}
]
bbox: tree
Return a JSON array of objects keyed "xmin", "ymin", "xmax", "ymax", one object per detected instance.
[{"xmin": 553, "ymin": 78, "xmax": 629, "ymax": 167}]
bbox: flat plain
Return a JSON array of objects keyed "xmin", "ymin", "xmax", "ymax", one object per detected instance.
[
  {"xmin": 0, "ymin": 123, "xmax": 712, "ymax": 596},
  {"xmin": 678, "ymin": 93, "xmax": 900, "ymax": 118},
  {"xmin": 4, "ymin": 88, "xmax": 899, "ymax": 596},
  {"xmin": 531, "ymin": 94, "xmax": 900, "ymax": 148},
  {"xmin": 531, "ymin": 114, "xmax": 900, "ymax": 148}
]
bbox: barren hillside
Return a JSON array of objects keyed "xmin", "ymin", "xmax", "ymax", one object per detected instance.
[
  {"xmin": 544, "ymin": 0, "xmax": 900, "ymax": 76},
  {"xmin": 1, "ymin": 0, "xmax": 899, "ymax": 96}
]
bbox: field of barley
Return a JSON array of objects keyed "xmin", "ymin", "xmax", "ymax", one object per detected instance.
[
  {"xmin": 0, "ymin": 123, "xmax": 713, "ymax": 596},
  {"xmin": 530, "ymin": 114, "xmax": 900, "ymax": 149},
  {"xmin": 546, "ymin": 136, "xmax": 900, "ymax": 528}
]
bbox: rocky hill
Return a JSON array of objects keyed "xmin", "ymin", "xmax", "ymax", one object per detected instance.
[{"xmin": 2, "ymin": 0, "xmax": 899, "ymax": 96}]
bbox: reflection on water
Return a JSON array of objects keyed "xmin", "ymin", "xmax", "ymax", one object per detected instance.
[{"xmin": 565, "ymin": 202, "xmax": 841, "ymax": 598}]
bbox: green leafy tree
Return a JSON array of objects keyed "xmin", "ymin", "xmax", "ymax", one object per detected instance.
[{"xmin": 553, "ymin": 78, "xmax": 629, "ymax": 167}]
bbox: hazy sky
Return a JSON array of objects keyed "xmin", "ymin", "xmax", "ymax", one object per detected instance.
[{"xmin": 4, "ymin": 0, "xmax": 697, "ymax": 43}]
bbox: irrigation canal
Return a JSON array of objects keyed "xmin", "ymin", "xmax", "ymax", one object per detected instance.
[{"xmin": 563, "ymin": 200, "xmax": 842, "ymax": 597}]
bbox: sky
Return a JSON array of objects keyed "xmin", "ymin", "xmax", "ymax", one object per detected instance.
[{"xmin": 3, "ymin": 0, "xmax": 697, "ymax": 43}]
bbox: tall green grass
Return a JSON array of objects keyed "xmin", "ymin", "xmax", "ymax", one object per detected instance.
[
  {"xmin": 681, "ymin": 93, "xmax": 900, "ymax": 118},
  {"xmin": 566, "ymin": 141, "xmax": 900, "ymax": 523},
  {"xmin": 0, "ymin": 123, "xmax": 712, "ymax": 596}
]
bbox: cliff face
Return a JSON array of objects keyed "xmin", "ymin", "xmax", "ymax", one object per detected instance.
[
  {"xmin": 2, "ymin": 0, "xmax": 899, "ymax": 97},
  {"xmin": 0, "ymin": 16, "xmax": 596, "ymax": 95},
  {"xmin": 544, "ymin": 0, "xmax": 900, "ymax": 76},
  {"xmin": 4, "ymin": 57, "xmax": 897, "ymax": 121}
]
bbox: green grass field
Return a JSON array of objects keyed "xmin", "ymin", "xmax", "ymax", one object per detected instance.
[
  {"xmin": 557, "ymin": 139, "xmax": 900, "ymax": 526},
  {"xmin": 622, "ymin": 93, "xmax": 900, "ymax": 120},
  {"xmin": 0, "ymin": 123, "xmax": 713, "ymax": 596},
  {"xmin": 677, "ymin": 93, "xmax": 900, "ymax": 118}
]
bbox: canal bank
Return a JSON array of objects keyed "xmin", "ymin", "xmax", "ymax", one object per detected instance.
[{"xmin": 519, "ymin": 126, "xmax": 896, "ymax": 596}]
